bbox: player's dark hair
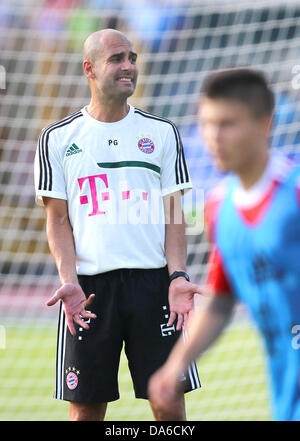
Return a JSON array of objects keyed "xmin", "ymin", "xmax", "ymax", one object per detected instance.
[{"xmin": 201, "ymin": 68, "xmax": 275, "ymax": 118}]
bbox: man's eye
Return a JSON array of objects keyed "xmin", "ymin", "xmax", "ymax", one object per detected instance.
[{"xmin": 109, "ymin": 55, "xmax": 122, "ymax": 63}]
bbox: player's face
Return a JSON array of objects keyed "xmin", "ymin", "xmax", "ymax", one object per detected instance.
[
  {"xmin": 92, "ymin": 36, "xmax": 138, "ymax": 102},
  {"xmin": 199, "ymin": 98, "xmax": 270, "ymax": 174}
]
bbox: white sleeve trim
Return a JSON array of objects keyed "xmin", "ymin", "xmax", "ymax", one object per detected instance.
[
  {"xmin": 35, "ymin": 190, "xmax": 67, "ymax": 206},
  {"xmin": 161, "ymin": 182, "xmax": 193, "ymax": 197}
]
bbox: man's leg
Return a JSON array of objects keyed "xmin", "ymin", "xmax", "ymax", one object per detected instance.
[
  {"xmin": 55, "ymin": 273, "xmax": 124, "ymax": 416},
  {"xmin": 149, "ymin": 393, "xmax": 186, "ymax": 421},
  {"xmin": 69, "ymin": 402, "xmax": 108, "ymax": 421}
]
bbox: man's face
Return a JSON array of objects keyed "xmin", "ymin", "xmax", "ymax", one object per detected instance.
[
  {"xmin": 91, "ymin": 35, "xmax": 138, "ymax": 102},
  {"xmin": 199, "ymin": 98, "xmax": 270, "ymax": 173}
]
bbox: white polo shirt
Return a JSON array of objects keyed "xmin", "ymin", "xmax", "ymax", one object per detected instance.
[{"xmin": 34, "ymin": 105, "xmax": 192, "ymax": 275}]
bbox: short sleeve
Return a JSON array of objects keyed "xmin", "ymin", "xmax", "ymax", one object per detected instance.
[
  {"xmin": 204, "ymin": 186, "xmax": 233, "ymax": 296},
  {"xmin": 204, "ymin": 245, "xmax": 233, "ymax": 296},
  {"xmin": 160, "ymin": 124, "xmax": 192, "ymax": 196},
  {"xmin": 34, "ymin": 128, "xmax": 67, "ymax": 206}
]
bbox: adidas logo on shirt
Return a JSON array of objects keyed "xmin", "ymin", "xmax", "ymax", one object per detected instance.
[{"xmin": 66, "ymin": 143, "xmax": 82, "ymax": 157}]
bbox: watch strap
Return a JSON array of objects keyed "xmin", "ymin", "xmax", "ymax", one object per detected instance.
[{"xmin": 169, "ymin": 271, "xmax": 190, "ymax": 283}]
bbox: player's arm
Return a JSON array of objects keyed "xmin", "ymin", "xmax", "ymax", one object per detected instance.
[
  {"xmin": 148, "ymin": 292, "xmax": 236, "ymax": 408},
  {"xmin": 149, "ymin": 191, "xmax": 235, "ymax": 407},
  {"xmin": 43, "ymin": 197, "xmax": 96, "ymax": 335},
  {"xmin": 164, "ymin": 191, "xmax": 202, "ymax": 331}
]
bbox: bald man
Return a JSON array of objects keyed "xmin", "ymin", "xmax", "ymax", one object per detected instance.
[{"xmin": 34, "ymin": 29, "xmax": 200, "ymax": 421}]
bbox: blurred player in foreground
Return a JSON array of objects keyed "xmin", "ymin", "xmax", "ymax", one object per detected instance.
[
  {"xmin": 148, "ymin": 68, "xmax": 300, "ymax": 421},
  {"xmin": 34, "ymin": 28, "xmax": 200, "ymax": 421}
]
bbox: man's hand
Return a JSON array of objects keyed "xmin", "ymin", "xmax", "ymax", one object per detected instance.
[
  {"xmin": 46, "ymin": 283, "xmax": 97, "ymax": 336},
  {"xmin": 168, "ymin": 278, "xmax": 202, "ymax": 330},
  {"xmin": 148, "ymin": 361, "xmax": 183, "ymax": 410}
]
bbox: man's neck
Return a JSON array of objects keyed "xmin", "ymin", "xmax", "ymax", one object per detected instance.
[
  {"xmin": 237, "ymin": 150, "xmax": 270, "ymax": 191},
  {"xmin": 86, "ymin": 98, "xmax": 130, "ymax": 123}
]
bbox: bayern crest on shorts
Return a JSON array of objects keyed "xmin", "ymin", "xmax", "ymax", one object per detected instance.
[
  {"xmin": 66, "ymin": 370, "xmax": 79, "ymax": 390},
  {"xmin": 138, "ymin": 137, "xmax": 155, "ymax": 154}
]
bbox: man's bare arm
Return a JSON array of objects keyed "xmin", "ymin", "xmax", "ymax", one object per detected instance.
[
  {"xmin": 43, "ymin": 197, "xmax": 96, "ymax": 335},
  {"xmin": 164, "ymin": 191, "xmax": 202, "ymax": 330},
  {"xmin": 164, "ymin": 191, "xmax": 187, "ymax": 275},
  {"xmin": 168, "ymin": 294, "xmax": 235, "ymax": 369},
  {"xmin": 44, "ymin": 197, "xmax": 78, "ymax": 284}
]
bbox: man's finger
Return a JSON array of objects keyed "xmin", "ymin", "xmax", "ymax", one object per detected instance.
[
  {"xmin": 84, "ymin": 293, "xmax": 96, "ymax": 308},
  {"xmin": 46, "ymin": 292, "xmax": 61, "ymax": 307},
  {"xmin": 191, "ymin": 284, "xmax": 203, "ymax": 295},
  {"xmin": 80, "ymin": 309, "xmax": 97, "ymax": 319},
  {"xmin": 65, "ymin": 313, "xmax": 76, "ymax": 336},
  {"xmin": 176, "ymin": 313, "xmax": 183, "ymax": 331},
  {"xmin": 74, "ymin": 314, "xmax": 90, "ymax": 330},
  {"xmin": 168, "ymin": 311, "xmax": 177, "ymax": 326}
]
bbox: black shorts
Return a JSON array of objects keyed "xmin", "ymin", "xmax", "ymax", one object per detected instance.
[{"xmin": 54, "ymin": 267, "xmax": 200, "ymax": 403}]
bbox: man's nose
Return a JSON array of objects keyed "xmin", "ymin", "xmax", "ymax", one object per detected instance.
[{"xmin": 121, "ymin": 58, "xmax": 134, "ymax": 70}]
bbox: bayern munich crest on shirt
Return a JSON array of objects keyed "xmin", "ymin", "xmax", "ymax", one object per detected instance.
[
  {"xmin": 138, "ymin": 137, "xmax": 155, "ymax": 154},
  {"xmin": 66, "ymin": 370, "xmax": 79, "ymax": 390}
]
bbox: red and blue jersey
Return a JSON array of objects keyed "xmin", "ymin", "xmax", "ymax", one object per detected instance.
[{"xmin": 205, "ymin": 154, "xmax": 300, "ymax": 421}]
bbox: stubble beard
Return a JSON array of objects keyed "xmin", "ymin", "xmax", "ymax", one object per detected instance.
[{"xmin": 99, "ymin": 76, "xmax": 137, "ymax": 106}]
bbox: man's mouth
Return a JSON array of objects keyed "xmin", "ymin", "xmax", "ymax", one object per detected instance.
[
  {"xmin": 117, "ymin": 76, "xmax": 133, "ymax": 83},
  {"xmin": 118, "ymin": 77, "xmax": 132, "ymax": 83}
]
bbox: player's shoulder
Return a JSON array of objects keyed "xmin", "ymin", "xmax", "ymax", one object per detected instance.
[
  {"xmin": 271, "ymin": 152, "xmax": 300, "ymax": 188},
  {"xmin": 133, "ymin": 106, "xmax": 180, "ymax": 133},
  {"xmin": 39, "ymin": 109, "xmax": 84, "ymax": 139}
]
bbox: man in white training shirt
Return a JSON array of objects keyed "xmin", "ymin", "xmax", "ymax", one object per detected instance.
[{"xmin": 34, "ymin": 29, "xmax": 201, "ymax": 421}]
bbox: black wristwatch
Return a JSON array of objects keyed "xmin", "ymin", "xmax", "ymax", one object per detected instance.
[{"xmin": 169, "ymin": 271, "xmax": 190, "ymax": 284}]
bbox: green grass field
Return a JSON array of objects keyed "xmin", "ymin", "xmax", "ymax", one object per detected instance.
[{"xmin": 0, "ymin": 319, "xmax": 271, "ymax": 421}]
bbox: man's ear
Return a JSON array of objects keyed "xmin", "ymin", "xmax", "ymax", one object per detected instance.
[{"xmin": 83, "ymin": 60, "xmax": 96, "ymax": 80}]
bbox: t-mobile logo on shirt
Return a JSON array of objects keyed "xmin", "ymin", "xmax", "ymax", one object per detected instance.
[
  {"xmin": 78, "ymin": 174, "xmax": 150, "ymax": 221},
  {"xmin": 78, "ymin": 174, "xmax": 109, "ymax": 216}
]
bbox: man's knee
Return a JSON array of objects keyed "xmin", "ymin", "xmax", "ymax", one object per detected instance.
[
  {"xmin": 69, "ymin": 402, "xmax": 107, "ymax": 421},
  {"xmin": 149, "ymin": 394, "xmax": 186, "ymax": 421}
]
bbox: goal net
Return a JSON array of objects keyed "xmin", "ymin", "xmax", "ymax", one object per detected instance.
[{"xmin": 1, "ymin": 0, "xmax": 300, "ymax": 421}]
